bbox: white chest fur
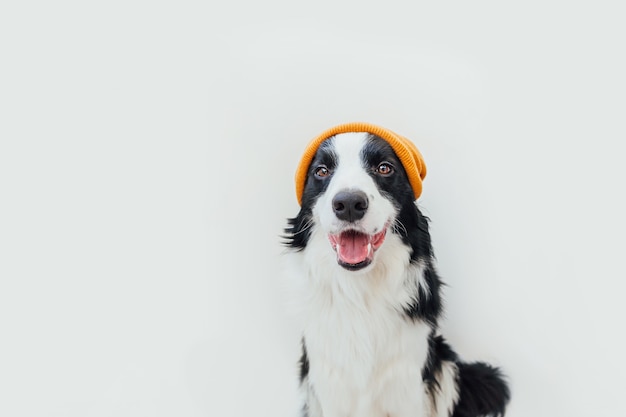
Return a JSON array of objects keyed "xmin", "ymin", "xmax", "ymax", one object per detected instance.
[
  {"xmin": 304, "ymin": 304, "xmax": 431, "ymax": 417},
  {"xmin": 289, "ymin": 229, "xmax": 436, "ymax": 417}
]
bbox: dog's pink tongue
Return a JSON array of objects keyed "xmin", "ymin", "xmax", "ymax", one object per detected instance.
[{"xmin": 336, "ymin": 231, "xmax": 370, "ymax": 264}]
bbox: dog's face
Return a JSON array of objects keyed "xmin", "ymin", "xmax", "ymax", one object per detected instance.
[{"xmin": 299, "ymin": 133, "xmax": 417, "ymax": 271}]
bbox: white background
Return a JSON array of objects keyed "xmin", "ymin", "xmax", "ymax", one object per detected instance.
[{"xmin": 1, "ymin": 1, "xmax": 625, "ymax": 416}]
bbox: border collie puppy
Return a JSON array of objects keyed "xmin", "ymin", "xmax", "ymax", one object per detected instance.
[{"xmin": 283, "ymin": 123, "xmax": 510, "ymax": 417}]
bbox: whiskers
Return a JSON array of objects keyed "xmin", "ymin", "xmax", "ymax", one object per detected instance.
[
  {"xmin": 283, "ymin": 216, "xmax": 317, "ymax": 248},
  {"xmin": 392, "ymin": 218, "xmax": 408, "ymax": 237},
  {"xmin": 291, "ymin": 217, "xmax": 315, "ymax": 236}
]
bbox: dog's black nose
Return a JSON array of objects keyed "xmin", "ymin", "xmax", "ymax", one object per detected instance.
[{"xmin": 332, "ymin": 191, "xmax": 368, "ymax": 222}]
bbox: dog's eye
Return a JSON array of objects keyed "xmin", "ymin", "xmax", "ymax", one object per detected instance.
[
  {"xmin": 314, "ymin": 166, "xmax": 331, "ymax": 178},
  {"xmin": 376, "ymin": 162, "xmax": 394, "ymax": 176}
]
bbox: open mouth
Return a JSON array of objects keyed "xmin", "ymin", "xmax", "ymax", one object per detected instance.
[{"xmin": 328, "ymin": 227, "xmax": 387, "ymax": 271}]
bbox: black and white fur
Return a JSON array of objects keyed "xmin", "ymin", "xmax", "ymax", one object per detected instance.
[{"xmin": 283, "ymin": 132, "xmax": 510, "ymax": 417}]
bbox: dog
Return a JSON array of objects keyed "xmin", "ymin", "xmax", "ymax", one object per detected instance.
[{"xmin": 283, "ymin": 123, "xmax": 510, "ymax": 417}]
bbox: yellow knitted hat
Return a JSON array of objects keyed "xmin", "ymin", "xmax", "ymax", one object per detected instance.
[{"xmin": 295, "ymin": 122, "xmax": 427, "ymax": 205}]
